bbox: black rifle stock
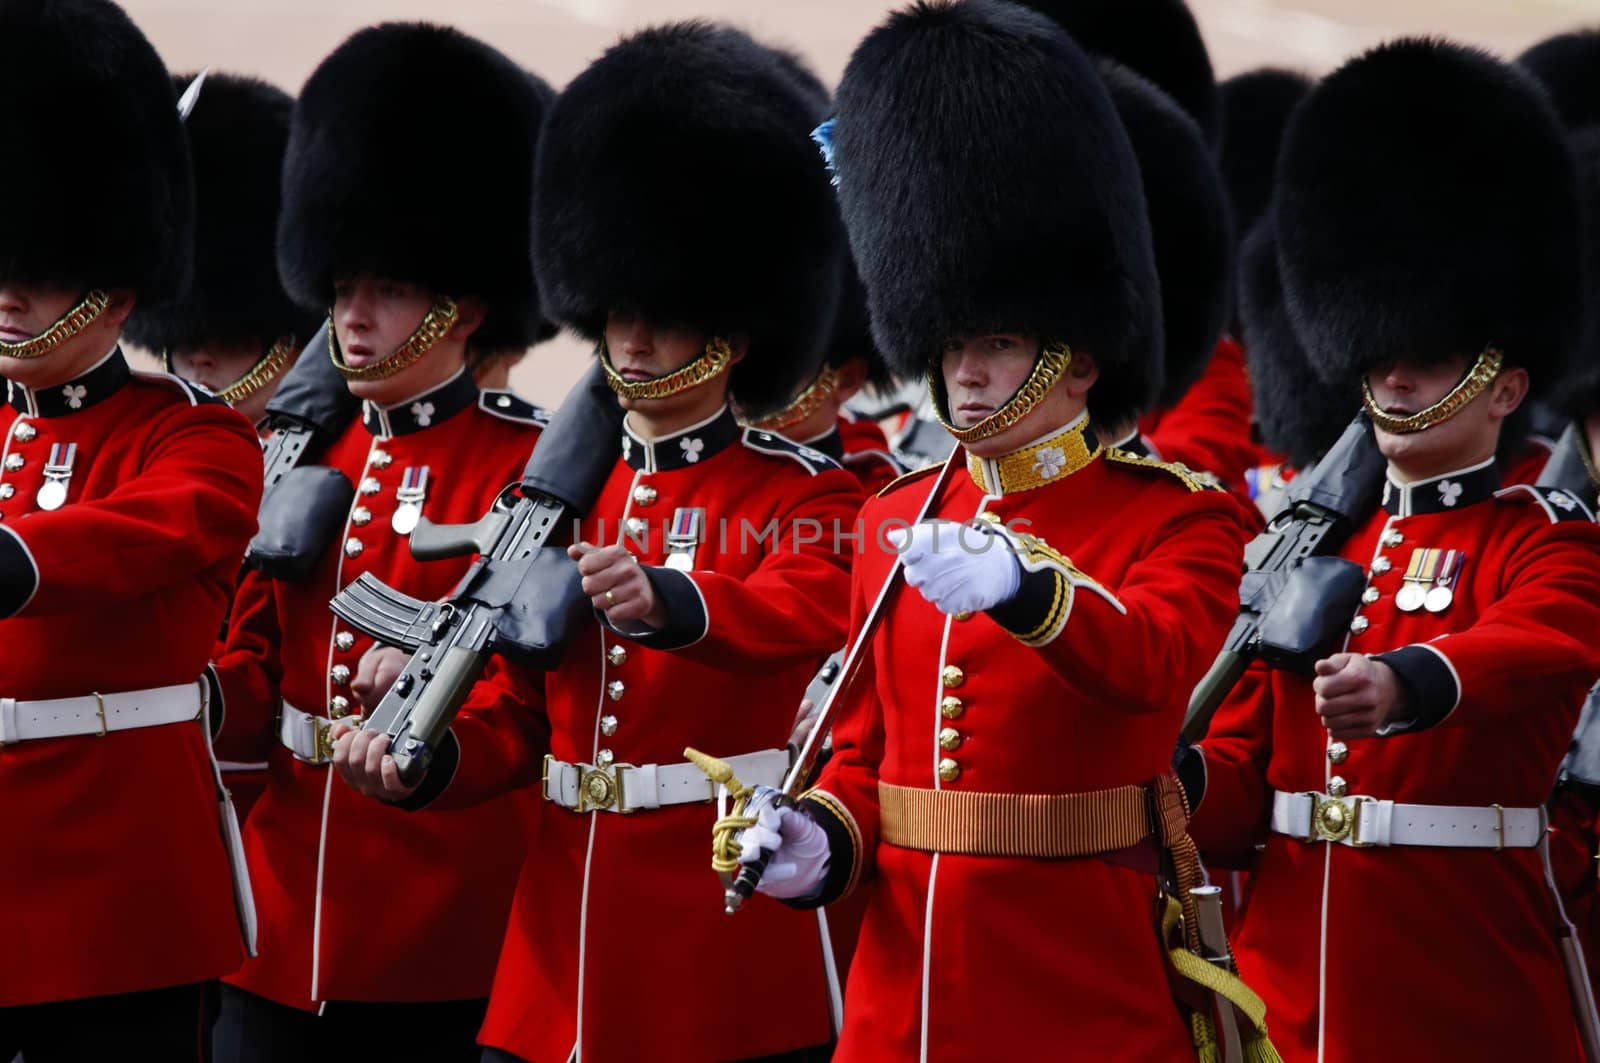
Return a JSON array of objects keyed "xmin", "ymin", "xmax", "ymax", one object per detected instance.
[
  {"xmin": 328, "ymin": 363, "xmax": 624, "ymax": 785},
  {"xmin": 248, "ymin": 322, "xmax": 363, "ymax": 579},
  {"xmin": 1180, "ymin": 414, "xmax": 1386, "ymax": 744}
]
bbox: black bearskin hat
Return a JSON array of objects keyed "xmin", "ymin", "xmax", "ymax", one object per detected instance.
[
  {"xmin": 533, "ymin": 22, "xmax": 844, "ymax": 417},
  {"xmin": 1101, "ymin": 60, "xmax": 1232, "ymax": 411},
  {"xmin": 1217, "ymin": 68, "xmax": 1313, "ymax": 240},
  {"xmin": 1277, "ymin": 38, "xmax": 1584, "ymax": 396},
  {"xmin": 1238, "ymin": 218, "xmax": 1352, "ymax": 469},
  {"xmin": 1017, "ymin": 0, "xmax": 1219, "ymax": 144},
  {"xmin": 1558, "ymin": 127, "xmax": 1600, "ymax": 418},
  {"xmin": 0, "ymin": 0, "xmax": 193, "ymax": 303},
  {"xmin": 833, "ymin": 0, "xmax": 1161, "ymax": 427},
  {"xmin": 125, "ymin": 73, "xmax": 318, "ymax": 354},
  {"xmin": 278, "ymin": 23, "xmax": 553, "ymax": 350},
  {"xmin": 1518, "ymin": 30, "xmax": 1600, "ymax": 132}
]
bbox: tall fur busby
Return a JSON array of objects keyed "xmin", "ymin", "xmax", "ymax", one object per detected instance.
[
  {"xmin": 1238, "ymin": 218, "xmax": 1352, "ymax": 469},
  {"xmin": 832, "ymin": 0, "xmax": 1161, "ymax": 427},
  {"xmin": 1277, "ymin": 38, "xmax": 1584, "ymax": 396},
  {"xmin": 1518, "ymin": 30, "xmax": 1600, "ymax": 133},
  {"xmin": 1558, "ymin": 127, "xmax": 1600, "ymax": 418},
  {"xmin": 533, "ymin": 22, "xmax": 844, "ymax": 417},
  {"xmin": 1017, "ymin": 0, "xmax": 1219, "ymax": 145},
  {"xmin": 0, "ymin": 0, "xmax": 192, "ymax": 303},
  {"xmin": 1100, "ymin": 60, "xmax": 1232, "ymax": 411},
  {"xmin": 278, "ymin": 23, "xmax": 553, "ymax": 350},
  {"xmin": 825, "ymin": 257, "xmax": 895, "ymax": 392},
  {"xmin": 1218, "ymin": 68, "xmax": 1313, "ymax": 240},
  {"xmin": 125, "ymin": 73, "xmax": 318, "ymax": 354}
]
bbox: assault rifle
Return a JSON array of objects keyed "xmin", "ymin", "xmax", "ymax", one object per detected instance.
[
  {"xmin": 248, "ymin": 322, "xmax": 362, "ymax": 579},
  {"xmin": 1180, "ymin": 414, "xmax": 1387, "ymax": 743},
  {"xmin": 329, "ymin": 364, "xmax": 623, "ymax": 785}
]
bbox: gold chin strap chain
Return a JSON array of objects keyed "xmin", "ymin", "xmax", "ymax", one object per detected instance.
[
  {"xmin": 601, "ymin": 337, "xmax": 735, "ymax": 401},
  {"xmin": 215, "ymin": 335, "xmax": 297, "ymax": 404},
  {"xmin": 929, "ymin": 341, "xmax": 1073, "ymax": 444},
  {"xmin": 1363, "ymin": 348, "xmax": 1503, "ymax": 435},
  {"xmin": 329, "ymin": 295, "xmax": 460, "ymax": 382},
  {"xmin": 744, "ymin": 365, "xmax": 841, "ymax": 431},
  {"xmin": 0, "ymin": 290, "xmax": 111, "ymax": 360}
]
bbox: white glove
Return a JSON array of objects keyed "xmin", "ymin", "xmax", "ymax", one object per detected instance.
[
  {"xmin": 888, "ymin": 519, "xmax": 1022, "ymax": 616},
  {"xmin": 738, "ymin": 785, "xmax": 830, "ymax": 900}
]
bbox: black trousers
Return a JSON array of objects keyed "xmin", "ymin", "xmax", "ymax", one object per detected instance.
[
  {"xmin": 0, "ymin": 981, "xmax": 214, "ymax": 1063},
  {"xmin": 480, "ymin": 1044, "xmax": 833, "ymax": 1063},
  {"xmin": 214, "ymin": 984, "xmax": 486, "ymax": 1063}
]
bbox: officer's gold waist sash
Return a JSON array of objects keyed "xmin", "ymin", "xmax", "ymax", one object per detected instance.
[{"xmin": 878, "ymin": 780, "xmax": 1150, "ymax": 858}]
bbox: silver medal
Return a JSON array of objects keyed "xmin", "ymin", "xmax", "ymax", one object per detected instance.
[
  {"xmin": 35, "ymin": 478, "xmax": 67, "ymax": 511},
  {"xmin": 1424, "ymin": 585, "xmax": 1454, "ymax": 613},
  {"xmin": 391, "ymin": 504, "xmax": 421, "ymax": 536},
  {"xmin": 1395, "ymin": 583, "xmax": 1426, "ymax": 612},
  {"xmin": 392, "ymin": 465, "xmax": 429, "ymax": 537}
]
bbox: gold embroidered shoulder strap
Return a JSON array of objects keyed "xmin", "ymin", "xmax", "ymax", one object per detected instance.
[{"xmin": 1105, "ymin": 447, "xmax": 1221, "ymax": 493}]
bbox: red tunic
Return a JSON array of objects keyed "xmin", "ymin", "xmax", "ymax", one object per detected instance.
[
  {"xmin": 837, "ymin": 410, "xmax": 906, "ymax": 495},
  {"xmin": 802, "ymin": 418, "xmax": 1253, "ymax": 1061},
  {"xmin": 1142, "ymin": 335, "xmax": 1260, "ymax": 495},
  {"xmin": 416, "ymin": 407, "xmax": 862, "ymax": 1063},
  {"xmin": 0, "ymin": 350, "xmax": 262, "ymax": 1005},
  {"xmin": 214, "ymin": 373, "xmax": 546, "ymax": 1009},
  {"xmin": 1193, "ymin": 460, "xmax": 1600, "ymax": 1062}
]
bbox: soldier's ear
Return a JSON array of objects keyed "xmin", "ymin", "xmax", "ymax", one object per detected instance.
[
  {"xmin": 833, "ymin": 356, "xmax": 868, "ymax": 402},
  {"xmin": 450, "ymin": 296, "xmax": 489, "ymax": 342},
  {"xmin": 1062, "ymin": 348, "xmax": 1099, "ymax": 399},
  {"xmin": 726, "ymin": 334, "xmax": 750, "ymax": 365},
  {"xmin": 104, "ymin": 290, "xmax": 137, "ymax": 329},
  {"xmin": 1487, "ymin": 365, "xmax": 1529, "ymax": 420}
]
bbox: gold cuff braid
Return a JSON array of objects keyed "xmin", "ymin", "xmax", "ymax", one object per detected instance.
[
  {"xmin": 743, "ymin": 365, "xmax": 840, "ymax": 430},
  {"xmin": 601, "ymin": 338, "xmax": 734, "ymax": 400},
  {"xmin": 329, "ymin": 295, "xmax": 459, "ymax": 382},
  {"xmin": 0, "ymin": 290, "xmax": 111, "ymax": 360},
  {"xmin": 216, "ymin": 335, "xmax": 297, "ymax": 404},
  {"xmin": 1363, "ymin": 348, "xmax": 1502, "ymax": 434},
  {"xmin": 929, "ymin": 341, "xmax": 1073, "ymax": 444}
]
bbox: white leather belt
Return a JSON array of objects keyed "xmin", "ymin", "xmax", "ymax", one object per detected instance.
[
  {"xmin": 1271, "ymin": 790, "xmax": 1546, "ymax": 849},
  {"xmin": 542, "ymin": 749, "xmax": 789, "ymax": 814},
  {"xmin": 0, "ymin": 682, "xmax": 203, "ymax": 744},
  {"xmin": 279, "ymin": 702, "xmax": 338, "ymax": 765}
]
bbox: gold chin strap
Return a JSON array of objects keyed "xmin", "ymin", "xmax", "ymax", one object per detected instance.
[
  {"xmin": 216, "ymin": 335, "xmax": 298, "ymax": 404},
  {"xmin": 329, "ymin": 295, "xmax": 460, "ymax": 382},
  {"xmin": 1363, "ymin": 348, "xmax": 1503, "ymax": 435},
  {"xmin": 601, "ymin": 337, "xmax": 734, "ymax": 400},
  {"xmin": 0, "ymin": 290, "xmax": 111, "ymax": 360},
  {"xmin": 929, "ymin": 341, "xmax": 1073, "ymax": 444},
  {"xmin": 742, "ymin": 365, "xmax": 840, "ymax": 430}
]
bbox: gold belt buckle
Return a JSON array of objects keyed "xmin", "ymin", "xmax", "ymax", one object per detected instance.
[
  {"xmin": 312, "ymin": 718, "xmax": 335, "ymax": 764},
  {"xmin": 1310, "ymin": 793, "xmax": 1353, "ymax": 844},
  {"xmin": 575, "ymin": 763, "xmax": 636, "ymax": 813}
]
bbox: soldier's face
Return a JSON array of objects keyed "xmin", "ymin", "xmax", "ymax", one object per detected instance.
[
  {"xmin": 333, "ymin": 276, "xmax": 435, "ymax": 369},
  {"xmin": 1366, "ymin": 354, "xmax": 1525, "ymax": 476},
  {"xmin": 604, "ymin": 312, "xmax": 735, "ymax": 417},
  {"xmin": 170, "ymin": 339, "xmax": 276, "ymax": 421},
  {"xmin": 940, "ymin": 334, "xmax": 1039, "ymax": 427},
  {"xmin": 0, "ymin": 282, "xmax": 133, "ymax": 388}
]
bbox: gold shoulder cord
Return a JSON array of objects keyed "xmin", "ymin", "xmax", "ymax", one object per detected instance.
[
  {"xmin": 1362, "ymin": 348, "xmax": 1503, "ymax": 434},
  {"xmin": 215, "ymin": 335, "xmax": 297, "ymax": 404},
  {"xmin": 601, "ymin": 337, "xmax": 734, "ymax": 400},
  {"xmin": 743, "ymin": 365, "xmax": 840, "ymax": 430},
  {"xmin": 329, "ymin": 295, "xmax": 460, "ymax": 382},
  {"xmin": 928, "ymin": 341, "xmax": 1073, "ymax": 444},
  {"xmin": 0, "ymin": 290, "xmax": 111, "ymax": 360}
]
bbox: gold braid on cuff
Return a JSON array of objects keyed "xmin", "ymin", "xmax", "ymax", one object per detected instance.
[
  {"xmin": 601, "ymin": 338, "xmax": 734, "ymax": 400},
  {"xmin": 0, "ymin": 290, "xmax": 111, "ymax": 360},
  {"xmin": 215, "ymin": 335, "xmax": 298, "ymax": 404},
  {"xmin": 1363, "ymin": 348, "xmax": 1503, "ymax": 435},
  {"xmin": 329, "ymin": 295, "xmax": 459, "ymax": 382},
  {"xmin": 929, "ymin": 341, "xmax": 1073, "ymax": 444},
  {"xmin": 742, "ymin": 365, "xmax": 840, "ymax": 430}
]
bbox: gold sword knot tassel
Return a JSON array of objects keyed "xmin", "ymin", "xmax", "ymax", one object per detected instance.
[{"xmin": 684, "ymin": 747, "xmax": 758, "ymax": 882}]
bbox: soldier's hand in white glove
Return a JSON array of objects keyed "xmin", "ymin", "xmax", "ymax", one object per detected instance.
[
  {"xmin": 738, "ymin": 785, "xmax": 830, "ymax": 900},
  {"xmin": 888, "ymin": 518, "xmax": 1021, "ymax": 616}
]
